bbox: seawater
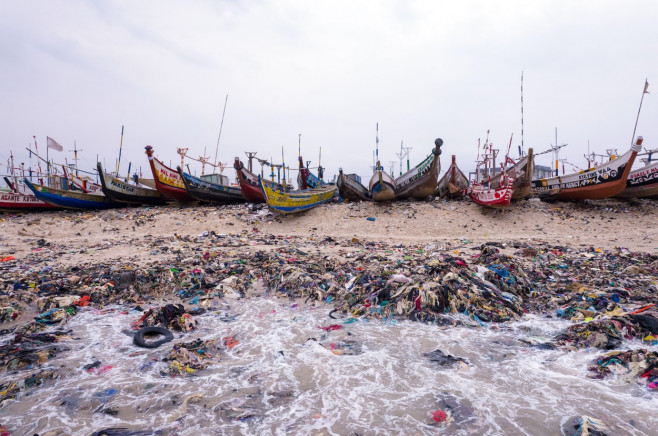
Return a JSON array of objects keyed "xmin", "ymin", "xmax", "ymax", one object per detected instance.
[{"xmin": 1, "ymin": 297, "xmax": 657, "ymax": 435}]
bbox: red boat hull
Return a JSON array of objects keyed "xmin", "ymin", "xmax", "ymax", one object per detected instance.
[
  {"xmin": 0, "ymin": 191, "xmax": 59, "ymax": 211},
  {"xmin": 145, "ymin": 146, "xmax": 194, "ymax": 202}
]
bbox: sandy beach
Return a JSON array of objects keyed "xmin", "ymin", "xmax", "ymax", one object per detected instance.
[{"xmin": 2, "ymin": 197, "xmax": 657, "ymax": 266}]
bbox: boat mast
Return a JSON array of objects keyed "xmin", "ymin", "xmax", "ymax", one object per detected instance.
[
  {"xmin": 69, "ymin": 141, "xmax": 82, "ymax": 176},
  {"xmin": 520, "ymin": 71, "xmax": 524, "ymax": 156},
  {"xmin": 116, "ymin": 125, "xmax": 124, "ymax": 175},
  {"xmin": 376, "ymin": 123, "xmax": 379, "ymax": 171},
  {"xmin": 281, "ymin": 146, "xmax": 286, "ymax": 189},
  {"xmin": 403, "ymin": 144, "xmax": 412, "ymax": 172},
  {"xmin": 396, "ymin": 141, "xmax": 404, "ymax": 176},
  {"xmin": 631, "ymin": 80, "xmax": 649, "ymax": 146},
  {"xmin": 214, "ymin": 94, "xmax": 229, "ymax": 169}
]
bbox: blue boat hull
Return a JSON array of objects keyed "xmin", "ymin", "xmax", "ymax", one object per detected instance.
[{"xmin": 24, "ymin": 179, "xmax": 120, "ymax": 210}]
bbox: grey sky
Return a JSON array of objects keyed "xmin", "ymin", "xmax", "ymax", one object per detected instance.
[{"xmin": 1, "ymin": 0, "xmax": 657, "ymax": 184}]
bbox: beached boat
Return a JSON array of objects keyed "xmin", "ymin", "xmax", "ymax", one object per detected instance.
[
  {"xmin": 614, "ymin": 159, "xmax": 658, "ymax": 199},
  {"xmin": 368, "ymin": 162, "xmax": 396, "ymax": 202},
  {"xmin": 489, "ymin": 148, "xmax": 534, "ymax": 200},
  {"xmin": 468, "ymin": 133, "xmax": 515, "ymax": 208},
  {"xmin": 394, "ymin": 140, "xmax": 442, "ymax": 200},
  {"xmin": 297, "ymin": 156, "xmax": 328, "ymax": 190},
  {"xmin": 24, "ymin": 178, "xmax": 120, "ymax": 210},
  {"xmin": 337, "ymin": 169, "xmax": 370, "ymax": 201},
  {"xmin": 68, "ymin": 171, "xmax": 103, "ymax": 194},
  {"xmin": 178, "ymin": 167, "xmax": 245, "ymax": 204},
  {"xmin": 531, "ymin": 138, "xmax": 643, "ymax": 200},
  {"xmin": 469, "ymin": 176, "xmax": 515, "ymax": 208},
  {"xmin": 234, "ymin": 157, "xmax": 290, "ymax": 203},
  {"xmin": 97, "ymin": 162, "xmax": 167, "ymax": 205},
  {"xmin": 436, "ymin": 155, "xmax": 469, "ymax": 199},
  {"xmin": 0, "ymin": 178, "xmax": 59, "ymax": 211},
  {"xmin": 260, "ymin": 178, "xmax": 336, "ymax": 214},
  {"xmin": 144, "ymin": 146, "xmax": 195, "ymax": 202}
]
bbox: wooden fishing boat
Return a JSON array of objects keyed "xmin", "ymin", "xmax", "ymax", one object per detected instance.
[
  {"xmin": 368, "ymin": 161, "xmax": 396, "ymax": 202},
  {"xmin": 144, "ymin": 146, "xmax": 195, "ymax": 202},
  {"xmin": 297, "ymin": 156, "xmax": 327, "ymax": 190},
  {"xmin": 97, "ymin": 162, "xmax": 168, "ymax": 205},
  {"xmin": 532, "ymin": 138, "xmax": 642, "ymax": 200},
  {"xmin": 436, "ymin": 155, "xmax": 469, "ymax": 199},
  {"xmin": 68, "ymin": 171, "xmax": 103, "ymax": 194},
  {"xmin": 260, "ymin": 177, "xmax": 336, "ymax": 214},
  {"xmin": 469, "ymin": 176, "xmax": 515, "ymax": 208},
  {"xmin": 0, "ymin": 178, "xmax": 59, "ymax": 211},
  {"xmin": 178, "ymin": 167, "xmax": 245, "ymax": 204},
  {"xmin": 614, "ymin": 159, "xmax": 658, "ymax": 199},
  {"xmin": 489, "ymin": 148, "xmax": 534, "ymax": 200},
  {"xmin": 394, "ymin": 139, "xmax": 442, "ymax": 200},
  {"xmin": 24, "ymin": 178, "xmax": 120, "ymax": 210},
  {"xmin": 468, "ymin": 133, "xmax": 515, "ymax": 208},
  {"xmin": 233, "ymin": 157, "xmax": 290, "ymax": 203},
  {"xmin": 337, "ymin": 169, "xmax": 370, "ymax": 201}
]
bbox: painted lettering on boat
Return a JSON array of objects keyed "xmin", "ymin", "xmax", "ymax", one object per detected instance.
[
  {"xmin": 0, "ymin": 194, "xmax": 41, "ymax": 203},
  {"xmin": 109, "ymin": 178, "xmax": 135, "ymax": 193}
]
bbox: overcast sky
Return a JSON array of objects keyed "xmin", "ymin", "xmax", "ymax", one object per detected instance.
[{"xmin": 1, "ymin": 0, "xmax": 657, "ymax": 185}]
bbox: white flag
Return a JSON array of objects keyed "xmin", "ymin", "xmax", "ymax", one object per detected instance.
[{"xmin": 47, "ymin": 136, "xmax": 63, "ymax": 152}]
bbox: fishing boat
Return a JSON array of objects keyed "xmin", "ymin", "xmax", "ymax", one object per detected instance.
[
  {"xmin": 144, "ymin": 146, "xmax": 195, "ymax": 202},
  {"xmin": 0, "ymin": 151, "xmax": 59, "ymax": 212},
  {"xmin": 97, "ymin": 162, "xmax": 168, "ymax": 205},
  {"xmin": 0, "ymin": 177, "xmax": 59, "ymax": 212},
  {"xmin": 337, "ymin": 169, "xmax": 370, "ymax": 201},
  {"xmin": 394, "ymin": 139, "xmax": 442, "ymax": 200},
  {"xmin": 234, "ymin": 157, "xmax": 290, "ymax": 203},
  {"xmin": 436, "ymin": 155, "xmax": 469, "ymax": 199},
  {"xmin": 24, "ymin": 178, "xmax": 120, "ymax": 210},
  {"xmin": 367, "ymin": 123, "xmax": 396, "ymax": 201},
  {"xmin": 469, "ymin": 176, "xmax": 515, "ymax": 208},
  {"xmin": 368, "ymin": 162, "xmax": 396, "ymax": 202},
  {"xmin": 297, "ymin": 156, "xmax": 328, "ymax": 190},
  {"xmin": 531, "ymin": 137, "xmax": 642, "ymax": 200},
  {"xmin": 68, "ymin": 171, "xmax": 103, "ymax": 194},
  {"xmin": 177, "ymin": 167, "xmax": 245, "ymax": 204},
  {"xmin": 468, "ymin": 133, "xmax": 515, "ymax": 208},
  {"xmin": 615, "ymin": 159, "xmax": 658, "ymax": 199},
  {"xmin": 489, "ymin": 148, "xmax": 534, "ymax": 200},
  {"xmin": 260, "ymin": 177, "xmax": 336, "ymax": 214}
]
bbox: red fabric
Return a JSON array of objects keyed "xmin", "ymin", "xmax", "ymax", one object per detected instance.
[
  {"xmin": 224, "ymin": 336, "xmax": 239, "ymax": 348},
  {"xmin": 319, "ymin": 324, "xmax": 342, "ymax": 331},
  {"xmin": 74, "ymin": 295, "xmax": 90, "ymax": 307},
  {"xmin": 432, "ymin": 410, "xmax": 447, "ymax": 422}
]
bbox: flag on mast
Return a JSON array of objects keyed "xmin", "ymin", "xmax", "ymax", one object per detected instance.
[
  {"xmin": 644, "ymin": 80, "xmax": 650, "ymax": 94},
  {"xmin": 47, "ymin": 136, "xmax": 63, "ymax": 152}
]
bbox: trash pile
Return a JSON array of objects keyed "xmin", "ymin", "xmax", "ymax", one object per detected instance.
[
  {"xmin": 589, "ymin": 349, "xmax": 658, "ymax": 389},
  {"xmin": 0, "ymin": 369, "xmax": 58, "ymax": 408},
  {"xmin": 550, "ymin": 308, "xmax": 658, "ymax": 350},
  {"xmin": 0, "ymin": 219, "xmax": 657, "ymax": 423},
  {"xmin": 165, "ymin": 338, "xmax": 220, "ymax": 376},
  {"xmin": 133, "ymin": 303, "xmax": 198, "ymax": 332}
]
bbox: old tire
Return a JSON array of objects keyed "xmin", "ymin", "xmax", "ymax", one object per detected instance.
[{"xmin": 133, "ymin": 326, "xmax": 174, "ymax": 348}]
